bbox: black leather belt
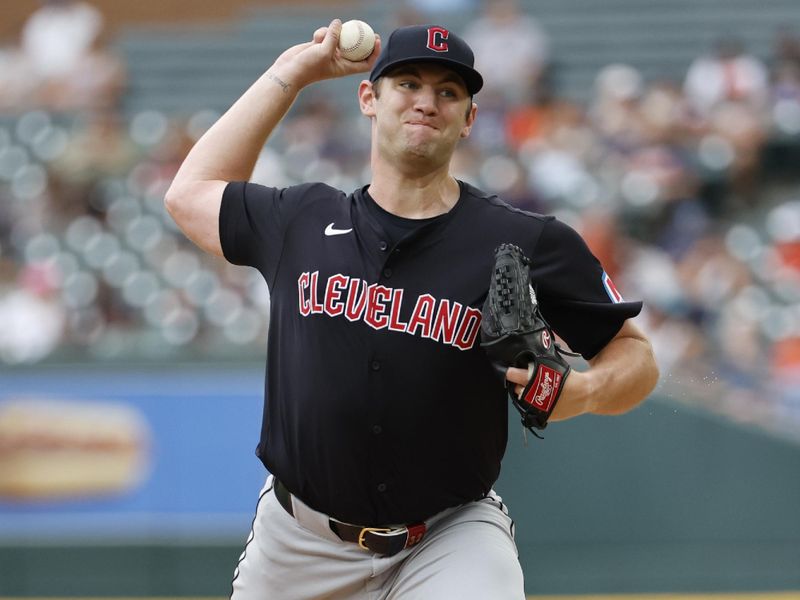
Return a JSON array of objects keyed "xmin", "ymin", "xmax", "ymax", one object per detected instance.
[{"xmin": 273, "ymin": 477, "xmax": 427, "ymax": 556}]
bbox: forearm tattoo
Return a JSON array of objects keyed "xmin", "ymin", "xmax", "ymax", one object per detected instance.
[{"xmin": 267, "ymin": 72, "xmax": 291, "ymax": 93}]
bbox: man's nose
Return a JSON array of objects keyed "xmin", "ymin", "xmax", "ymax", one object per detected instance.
[{"xmin": 413, "ymin": 87, "xmax": 438, "ymax": 114}]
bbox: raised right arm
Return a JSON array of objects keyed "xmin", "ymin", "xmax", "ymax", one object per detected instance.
[{"xmin": 164, "ymin": 19, "xmax": 380, "ymax": 257}]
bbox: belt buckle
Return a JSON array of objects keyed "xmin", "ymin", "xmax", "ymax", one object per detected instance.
[{"xmin": 357, "ymin": 527, "xmax": 393, "ymax": 550}]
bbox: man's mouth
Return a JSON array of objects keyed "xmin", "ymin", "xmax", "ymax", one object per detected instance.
[{"xmin": 405, "ymin": 121, "xmax": 437, "ymax": 130}]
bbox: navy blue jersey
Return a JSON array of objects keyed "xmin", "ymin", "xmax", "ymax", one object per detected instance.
[{"xmin": 220, "ymin": 179, "xmax": 641, "ymax": 526}]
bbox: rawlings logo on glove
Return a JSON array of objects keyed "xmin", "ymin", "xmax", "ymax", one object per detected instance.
[{"xmin": 480, "ymin": 243, "xmax": 574, "ymax": 434}]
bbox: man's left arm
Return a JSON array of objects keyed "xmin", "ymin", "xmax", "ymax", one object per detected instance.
[{"xmin": 506, "ymin": 319, "xmax": 659, "ymax": 421}]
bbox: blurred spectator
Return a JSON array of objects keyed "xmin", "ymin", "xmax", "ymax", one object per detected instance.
[
  {"xmin": 516, "ymin": 102, "xmax": 598, "ymax": 211},
  {"xmin": 684, "ymin": 39, "xmax": 771, "ymax": 209},
  {"xmin": 0, "ymin": 262, "xmax": 65, "ymax": 364},
  {"xmin": 772, "ymin": 27, "xmax": 800, "ymax": 70},
  {"xmin": 773, "ymin": 337, "xmax": 800, "ymax": 380},
  {"xmin": 771, "ymin": 60, "xmax": 800, "ymax": 109},
  {"xmin": 684, "ymin": 36, "xmax": 770, "ymax": 116},
  {"xmin": 769, "ymin": 29, "xmax": 800, "ymax": 142},
  {"xmin": 1, "ymin": 0, "xmax": 125, "ymax": 113},
  {"xmin": 620, "ymin": 243, "xmax": 707, "ymax": 374},
  {"xmin": 0, "ymin": 47, "xmax": 38, "ymax": 112},
  {"xmin": 466, "ymin": 91, "xmax": 512, "ymax": 152},
  {"xmin": 638, "ymin": 81, "xmax": 696, "ymax": 146},
  {"xmin": 463, "ymin": 0, "xmax": 550, "ymax": 104},
  {"xmin": 51, "ymin": 111, "xmax": 140, "ymax": 190},
  {"xmin": 676, "ymin": 235, "xmax": 753, "ymax": 342},
  {"xmin": 22, "ymin": 0, "xmax": 103, "ymax": 80},
  {"xmin": 504, "ymin": 90, "xmax": 584, "ymax": 153},
  {"xmin": 590, "ymin": 64, "xmax": 648, "ymax": 153},
  {"xmin": 705, "ymin": 99, "xmax": 768, "ymax": 207}
]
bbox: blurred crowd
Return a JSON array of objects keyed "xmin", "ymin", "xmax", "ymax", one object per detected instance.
[{"xmin": 1, "ymin": 0, "xmax": 800, "ymax": 439}]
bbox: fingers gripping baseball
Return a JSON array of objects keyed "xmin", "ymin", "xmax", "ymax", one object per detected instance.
[
  {"xmin": 312, "ymin": 27, "xmax": 327, "ymax": 43},
  {"xmin": 321, "ymin": 20, "xmax": 341, "ymax": 53},
  {"xmin": 272, "ymin": 19, "xmax": 380, "ymax": 89}
]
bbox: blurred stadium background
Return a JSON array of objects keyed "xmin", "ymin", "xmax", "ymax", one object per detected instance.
[{"xmin": 1, "ymin": 0, "xmax": 799, "ymax": 597}]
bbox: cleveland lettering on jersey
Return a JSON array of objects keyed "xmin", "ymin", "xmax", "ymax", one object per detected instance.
[{"xmin": 297, "ymin": 271, "xmax": 482, "ymax": 350}]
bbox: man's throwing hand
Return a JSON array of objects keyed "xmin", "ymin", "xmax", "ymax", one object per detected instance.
[{"xmin": 270, "ymin": 19, "xmax": 382, "ymax": 90}]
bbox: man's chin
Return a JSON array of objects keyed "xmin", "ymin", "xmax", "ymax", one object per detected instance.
[
  {"xmin": 401, "ymin": 135, "xmax": 451, "ymax": 159},
  {"xmin": 404, "ymin": 144, "xmax": 435, "ymax": 159}
]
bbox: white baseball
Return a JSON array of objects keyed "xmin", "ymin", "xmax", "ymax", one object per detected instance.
[{"xmin": 338, "ymin": 20, "xmax": 376, "ymax": 62}]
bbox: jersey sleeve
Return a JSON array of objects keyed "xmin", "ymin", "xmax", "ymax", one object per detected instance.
[
  {"xmin": 219, "ymin": 181, "xmax": 323, "ymax": 286},
  {"xmin": 531, "ymin": 218, "xmax": 642, "ymax": 360}
]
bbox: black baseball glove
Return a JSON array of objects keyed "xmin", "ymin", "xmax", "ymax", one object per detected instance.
[{"xmin": 480, "ymin": 243, "xmax": 573, "ymax": 433}]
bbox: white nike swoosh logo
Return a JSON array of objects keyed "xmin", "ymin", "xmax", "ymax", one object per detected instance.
[{"xmin": 325, "ymin": 223, "xmax": 353, "ymax": 236}]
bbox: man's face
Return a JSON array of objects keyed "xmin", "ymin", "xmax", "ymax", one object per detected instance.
[{"xmin": 361, "ymin": 63, "xmax": 477, "ymax": 170}]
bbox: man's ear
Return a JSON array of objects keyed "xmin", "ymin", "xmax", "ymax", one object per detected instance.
[
  {"xmin": 358, "ymin": 80, "xmax": 377, "ymax": 117},
  {"xmin": 460, "ymin": 101, "xmax": 478, "ymax": 138}
]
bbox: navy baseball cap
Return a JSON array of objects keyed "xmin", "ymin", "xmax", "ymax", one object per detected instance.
[{"xmin": 369, "ymin": 25, "xmax": 483, "ymax": 95}]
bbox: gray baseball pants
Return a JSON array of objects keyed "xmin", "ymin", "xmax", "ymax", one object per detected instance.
[{"xmin": 230, "ymin": 475, "xmax": 525, "ymax": 599}]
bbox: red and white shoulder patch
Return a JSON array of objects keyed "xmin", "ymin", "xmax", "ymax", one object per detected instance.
[{"xmin": 602, "ymin": 271, "xmax": 624, "ymax": 303}]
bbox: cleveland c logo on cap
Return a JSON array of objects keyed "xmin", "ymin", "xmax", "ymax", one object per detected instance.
[{"xmin": 427, "ymin": 27, "xmax": 449, "ymax": 52}]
